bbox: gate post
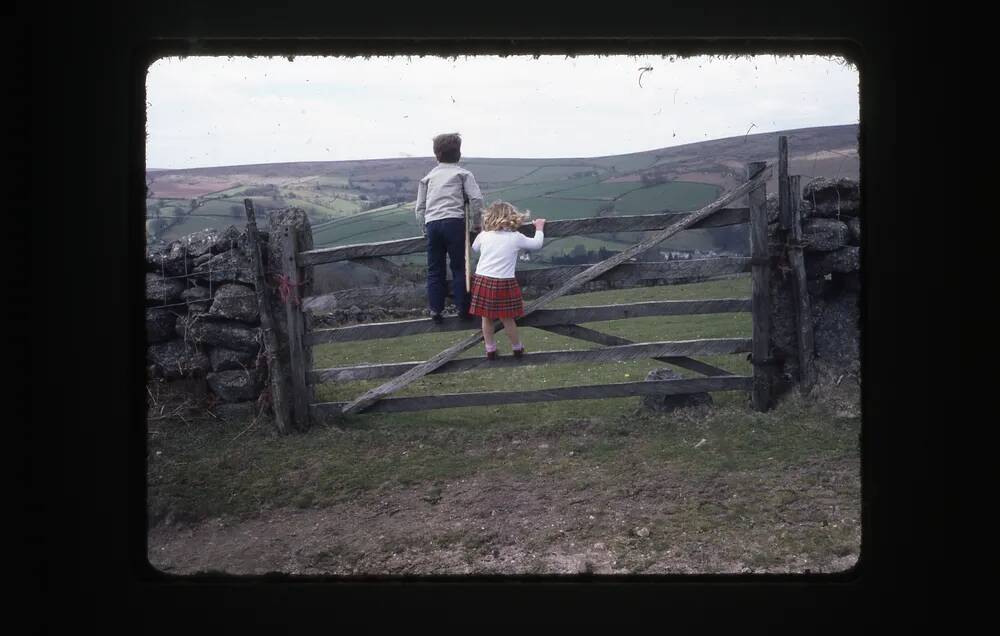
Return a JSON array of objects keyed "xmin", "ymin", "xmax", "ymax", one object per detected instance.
[
  {"xmin": 747, "ymin": 161, "xmax": 774, "ymax": 411},
  {"xmin": 787, "ymin": 174, "xmax": 817, "ymax": 392},
  {"xmin": 244, "ymin": 199, "xmax": 295, "ymax": 434},
  {"xmin": 279, "ymin": 224, "xmax": 313, "ymax": 430}
]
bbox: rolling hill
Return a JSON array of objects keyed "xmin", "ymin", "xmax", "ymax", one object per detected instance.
[{"xmin": 146, "ymin": 124, "xmax": 859, "ymax": 267}]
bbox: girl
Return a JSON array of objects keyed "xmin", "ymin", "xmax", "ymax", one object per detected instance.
[{"xmin": 468, "ymin": 201, "xmax": 546, "ymax": 360}]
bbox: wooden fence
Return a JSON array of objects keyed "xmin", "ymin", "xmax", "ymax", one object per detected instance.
[{"xmin": 246, "ymin": 138, "xmax": 816, "ymax": 432}]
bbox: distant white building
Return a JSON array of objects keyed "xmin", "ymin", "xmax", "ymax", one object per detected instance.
[{"xmin": 660, "ymin": 249, "xmax": 725, "ymax": 261}]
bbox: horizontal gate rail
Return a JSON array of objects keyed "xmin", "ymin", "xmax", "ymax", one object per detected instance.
[
  {"xmin": 298, "ymin": 208, "xmax": 750, "ymax": 266},
  {"xmin": 312, "ymin": 375, "xmax": 753, "ymax": 415},
  {"xmin": 308, "ymin": 297, "xmax": 750, "ymax": 345},
  {"xmin": 309, "ymin": 337, "xmax": 751, "ymax": 384}
]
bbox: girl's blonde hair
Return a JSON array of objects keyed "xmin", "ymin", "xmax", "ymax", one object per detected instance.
[{"xmin": 482, "ymin": 201, "xmax": 529, "ymax": 231}]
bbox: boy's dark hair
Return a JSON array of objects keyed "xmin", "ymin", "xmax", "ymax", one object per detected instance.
[{"xmin": 432, "ymin": 133, "xmax": 462, "ymax": 163}]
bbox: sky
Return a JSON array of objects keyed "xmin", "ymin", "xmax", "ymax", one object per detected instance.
[{"xmin": 145, "ymin": 54, "xmax": 858, "ymax": 170}]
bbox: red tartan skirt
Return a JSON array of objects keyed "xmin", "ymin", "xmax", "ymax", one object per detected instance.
[{"xmin": 468, "ymin": 275, "xmax": 524, "ymax": 319}]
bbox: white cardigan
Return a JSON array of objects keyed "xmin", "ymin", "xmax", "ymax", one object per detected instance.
[{"xmin": 471, "ymin": 229, "xmax": 545, "ymax": 279}]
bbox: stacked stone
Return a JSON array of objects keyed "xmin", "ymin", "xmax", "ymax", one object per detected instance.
[
  {"xmin": 767, "ymin": 177, "xmax": 861, "ymax": 392},
  {"xmin": 145, "ymin": 225, "xmax": 266, "ymax": 404}
]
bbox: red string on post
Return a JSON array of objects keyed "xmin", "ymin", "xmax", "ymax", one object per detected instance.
[{"xmin": 273, "ymin": 273, "xmax": 304, "ymax": 306}]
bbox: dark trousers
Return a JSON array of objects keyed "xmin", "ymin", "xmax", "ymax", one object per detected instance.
[{"xmin": 425, "ymin": 217, "xmax": 469, "ymax": 314}]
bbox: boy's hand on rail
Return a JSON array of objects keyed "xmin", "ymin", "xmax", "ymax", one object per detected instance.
[{"xmin": 532, "ymin": 219, "xmax": 546, "ymax": 230}]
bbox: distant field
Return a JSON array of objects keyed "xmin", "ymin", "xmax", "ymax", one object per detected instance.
[
  {"xmin": 200, "ymin": 184, "xmax": 257, "ymax": 199},
  {"xmin": 614, "ymin": 181, "xmax": 722, "ymax": 214},
  {"xmin": 459, "ymin": 162, "xmax": 541, "ymax": 184},
  {"xmin": 281, "ymin": 187, "xmax": 362, "ymax": 215},
  {"xmin": 153, "ymin": 215, "xmax": 233, "ymax": 243},
  {"xmin": 555, "ymin": 181, "xmax": 646, "ymax": 199},
  {"xmin": 511, "ymin": 165, "xmax": 603, "ymax": 184},
  {"xmin": 509, "ymin": 196, "xmax": 611, "ymax": 221},
  {"xmin": 588, "ymin": 152, "xmax": 661, "ymax": 174},
  {"xmin": 280, "ymin": 197, "xmax": 347, "ymax": 223},
  {"xmin": 486, "ymin": 175, "xmax": 603, "ymax": 202},
  {"xmin": 145, "ymin": 125, "xmax": 859, "ymax": 249},
  {"xmin": 313, "ymin": 207, "xmax": 418, "ymax": 246},
  {"xmin": 308, "ymin": 175, "xmax": 352, "ymax": 188},
  {"xmin": 148, "ymin": 175, "xmax": 243, "ymax": 199}
]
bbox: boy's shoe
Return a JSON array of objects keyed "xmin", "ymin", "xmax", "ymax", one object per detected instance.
[
  {"xmin": 486, "ymin": 350, "xmax": 497, "ymax": 361},
  {"xmin": 431, "ymin": 313, "xmax": 444, "ymax": 324},
  {"xmin": 513, "ymin": 347, "xmax": 525, "ymax": 359}
]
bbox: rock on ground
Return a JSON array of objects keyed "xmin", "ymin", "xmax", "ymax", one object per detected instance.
[
  {"xmin": 640, "ymin": 368, "xmax": 712, "ymax": 413},
  {"xmin": 146, "ymin": 273, "xmax": 187, "ymax": 305},
  {"xmin": 207, "ymin": 369, "xmax": 264, "ymax": 402},
  {"xmin": 148, "ymin": 340, "xmax": 211, "ymax": 380},
  {"xmin": 176, "ymin": 316, "xmax": 261, "ymax": 353},
  {"xmin": 209, "ymin": 347, "xmax": 259, "ymax": 373},
  {"xmin": 146, "ymin": 307, "xmax": 179, "ymax": 344}
]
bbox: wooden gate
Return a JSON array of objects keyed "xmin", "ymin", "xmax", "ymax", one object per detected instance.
[{"xmin": 243, "ymin": 145, "xmax": 815, "ymax": 431}]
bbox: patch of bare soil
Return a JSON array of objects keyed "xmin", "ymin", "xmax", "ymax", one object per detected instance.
[{"xmin": 148, "ymin": 456, "xmax": 859, "ymax": 576}]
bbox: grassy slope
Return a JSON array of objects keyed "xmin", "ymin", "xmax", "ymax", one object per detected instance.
[
  {"xmin": 148, "ymin": 277, "xmax": 859, "ymax": 538},
  {"xmin": 151, "ymin": 278, "xmax": 772, "ymax": 518}
]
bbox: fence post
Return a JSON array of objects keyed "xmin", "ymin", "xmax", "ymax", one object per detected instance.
[
  {"xmin": 787, "ymin": 175, "xmax": 817, "ymax": 391},
  {"xmin": 244, "ymin": 198, "xmax": 294, "ymax": 434},
  {"xmin": 748, "ymin": 161, "xmax": 774, "ymax": 411},
  {"xmin": 778, "ymin": 136, "xmax": 792, "ymax": 230},
  {"xmin": 279, "ymin": 224, "xmax": 313, "ymax": 430}
]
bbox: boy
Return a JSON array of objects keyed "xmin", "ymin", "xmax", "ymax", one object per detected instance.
[{"xmin": 414, "ymin": 133, "xmax": 484, "ymax": 323}]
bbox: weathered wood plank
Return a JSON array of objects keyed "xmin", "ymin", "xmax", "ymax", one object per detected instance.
[
  {"xmin": 517, "ymin": 257, "xmax": 750, "ymax": 290},
  {"xmin": 280, "ymin": 226, "xmax": 312, "ymax": 430},
  {"xmin": 244, "ymin": 199, "xmax": 293, "ymax": 435},
  {"xmin": 778, "ymin": 136, "xmax": 791, "ymax": 230},
  {"xmin": 309, "ymin": 338, "xmax": 752, "ymax": 384},
  {"xmin": 341, "ymin": 167, "xmax": 770, "ymax": 414},
  {"xmin": 787, "ymin": 175, "xmax": 816, "ymax": 391},
  {"xmin": 298, "ymin": 209, "xmax": 750, "ymax": 266},
  {"xmin": 301, "ymin": 258, "xmax": 751, "ymax": 314},
  {"xmin": 748, "ymin": 162, "xmax": 774, "ymax": 411},
  {"xmin": 536, "ymin": 324, "xmax": 736, "ymax": 377},
  {"xmin": 307, "ymin": 298, "xmax": 751, "ymax": 345},
  {"xmin": 315, "ymin": 376, "xmax": 753, "ymax": 415}
]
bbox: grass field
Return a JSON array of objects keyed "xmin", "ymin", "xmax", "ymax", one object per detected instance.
[
  {"xmin": 614, "ymin": 181, "xmax": 722, "ymax": 213},
  {"xmin": 152, "ymin": 278, "xmax": 760, "ymax": 521},
  {"xmin": 147, "ymin": 273, "xmax": 861, "ymax": 575},
  {"xmin": 588, "ymin": 151, "xmax": 661, "ymax": 174},
  {"xmin": 510, "ymin": 165, "xmax": 603, "ymax": 184},
  {"xmin": 554, "ymin": 180, "xmax": 646, "ymax": 199},
  {"xmin": 485, "ymin": 175, "xmax": 603, "ymax": 202},
  {"xmin": 458, "ymin": 161, "xmax": 541, "ymax": 184},
  {"xmin": 280, "ymin": 188, "xmax": 362, "ymax": 216},
  {"xmin": 508, "ymin": 196, "xmax": 611, "ymax": 221},
  {"xmin": 311, "ymin": 278, "xmax": 752, "ymax": 414},
  {"xmin": 312, "ymin": 205, "xmax": 419, "ymax": 246}
]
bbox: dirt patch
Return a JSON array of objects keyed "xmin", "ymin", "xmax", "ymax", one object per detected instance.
[{"xmin": 148, "ymin": 455, "xmax": 860, "ymax": 576}]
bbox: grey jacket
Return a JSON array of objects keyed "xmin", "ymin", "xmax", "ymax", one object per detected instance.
[{"xmin": 414, "ymin": 163, "xmax": 484, "ymax": 232}]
